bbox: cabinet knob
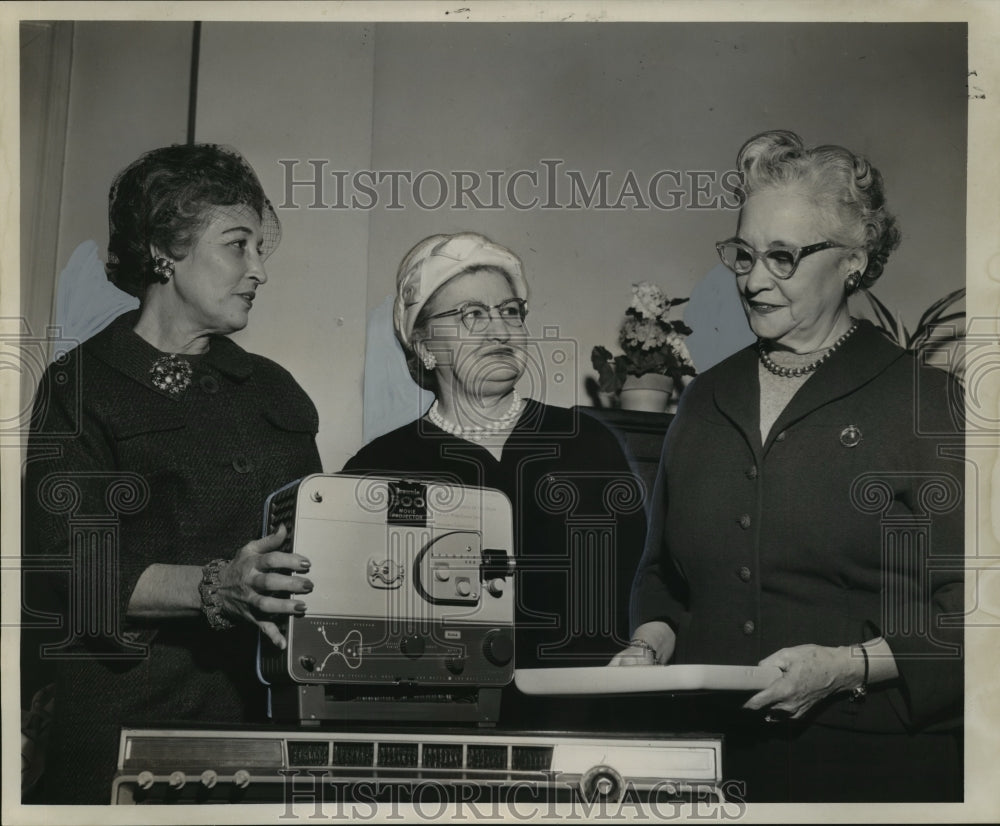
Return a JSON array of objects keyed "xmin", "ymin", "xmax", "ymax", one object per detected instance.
[{"xmin": 483, "ymin": 630, "xmax": 514, "ymax": 666}]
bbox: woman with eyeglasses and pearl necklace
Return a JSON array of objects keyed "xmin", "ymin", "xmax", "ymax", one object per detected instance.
[
  {"xmin": 343, "ymin": 231, "xmax": 648, "ymax": 729},
  {"xmin": 612, "ymin": 131, "xmax": 964, "ymax": 802}
]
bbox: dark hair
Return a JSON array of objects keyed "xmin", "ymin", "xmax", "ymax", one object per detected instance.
[
  {"xmin": 735, "ymin": 130, "xmax": 901, "ymax": 289},
  {"xmin": 105, "ymin": 143, "xmax": 279, "ymax": 298}
]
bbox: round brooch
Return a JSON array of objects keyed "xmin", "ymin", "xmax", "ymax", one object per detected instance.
[
  {"xmin": 839, "ymin": 425, "xmax": 863, "ymax": 448},
  {"xmin": 149, "ymin": 354, "xmax": 193, "ymax": 396}
]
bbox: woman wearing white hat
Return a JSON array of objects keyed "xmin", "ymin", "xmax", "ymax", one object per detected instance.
[
  {"xmin": 343, "ymin": 231, "xmax": 648, "ymax": 726},
  {"xmin": 390, "ymin": 231, "xmax": 532, "ymax": 456}
]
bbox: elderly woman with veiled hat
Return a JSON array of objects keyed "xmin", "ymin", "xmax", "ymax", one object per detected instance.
[
  {"xmin": 22, "ymin": 144, "xmax": 322, "ymax": 803},
  {"xmin": 342, "ymin": 231, "xmax": 648, "ymax": 727}
]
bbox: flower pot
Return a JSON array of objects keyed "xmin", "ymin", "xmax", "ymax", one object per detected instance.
[{"xmin": 619, "ymin": 374, "xmax": 674, "ymax": 413}]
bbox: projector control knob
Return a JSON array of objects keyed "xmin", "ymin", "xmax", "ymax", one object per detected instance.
[
  {"xmin": 446, "ymin": 656, "xmax": 466, "ymax": 675},
  {"xmin": 401, "ymin": 635, "xmax": 426, "ymax": 659},
  {"xmin": 233, "ymin": 769, "xmax": 251, "ymax": 789},
  {"xmin": 299, "ymin": 655, "xmax": 316, "ymax": 672},
  {"xmin": 482, "ymin": 630, "xmax": 513, "ymax": 666},
  {"xmin": 580, "ymin": 764, "xmax": 624, "ymax": 803},
  {"xmin": 200, "ymin": 769, "xmax": 218, "ymax": 789},
  {"xmin": 168, "ymin": 771, "xmax": 186, "ymax": 789},
  {"xmin": 137, "ymin": 770, "xmax": 155, "ymax": 791}
]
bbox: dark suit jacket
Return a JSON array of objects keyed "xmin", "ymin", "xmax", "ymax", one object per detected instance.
[
  {"xmin": 632, "ymin": 319, "xmax": 964, "ymax": 735},
  {"xmin": 22, "ymin": 310, "xmax": 322, "ymax": 802}
]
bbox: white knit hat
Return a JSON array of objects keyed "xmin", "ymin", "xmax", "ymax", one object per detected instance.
[{"xmin": 392, "ymin": 232, "xmax": 528, "ymax": 348}]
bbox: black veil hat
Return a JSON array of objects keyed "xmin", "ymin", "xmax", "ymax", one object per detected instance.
[{"xmin": 106, "ymin": 144, "xmax": 281, "ymax": 297}]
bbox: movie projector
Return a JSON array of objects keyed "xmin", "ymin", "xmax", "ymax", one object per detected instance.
[
  {"xmin": 257, "ymin": 474, "xmax": 516, "ymax": 724},
  {"xmin": 110, "ymin": 475, "xmax": 776, "ymax": 804}
]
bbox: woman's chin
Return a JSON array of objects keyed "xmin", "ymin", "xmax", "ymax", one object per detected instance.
[
  {"xmin": 219, "ymin": 312, "xmax": 251, "ymax": 336},
  {"xmin": 474, "ymin": 374, "xmax": 521, "ymax": 398},
  {"xmin": 747, "ymin": 314, "xmax": 790, "ymax": 344},
  {"xmin": 477, "ymin": 358, "xmax": 525, "ymax": 383}
]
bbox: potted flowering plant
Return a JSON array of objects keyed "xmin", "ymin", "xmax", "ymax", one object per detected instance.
[{"xmin": 591, "ymin": 281, "xmax": 697, "ymax": 411}]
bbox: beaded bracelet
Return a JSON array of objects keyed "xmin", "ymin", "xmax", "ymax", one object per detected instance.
[
  {"xmin": 850, "ymin": 643, "xmax": 869, "ymax": 702},
  {"xmin": 199, "ymin": 559, "xmax": 235, "ymax": 631},
  {"xmin": 628, "ymin": 638, "xmax": 658, "ymax": 661}
]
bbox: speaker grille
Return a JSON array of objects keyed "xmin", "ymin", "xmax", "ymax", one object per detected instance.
[
  {"xmin": 467, "ymin": 745, "xmax": 507, "ymax": 770},
  {"xmin": 511, "ymin": 746, "xmax": 553, "ymax": 771},
  {"xmin": 422, "ymin": 743, "xmax": 464, "ymax": 769},
  {"xmin": 288, "ymin": 741, "xmax": 330, "ymax": 766},
  {"xmin": 378, "ymin": 742, "xmax": 419, "ymax": 767},
  {"xmin": 332, "ymin": 741, "xmax": 374, "ymax": 767}
]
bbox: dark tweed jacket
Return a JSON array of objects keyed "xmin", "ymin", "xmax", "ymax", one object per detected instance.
[
  {"xmin": 22, "ymin": 310, "xmax": 322, "ymax": 803},
  {"xmin": 632, "ymin": 320, "xmax": 964, "ymax": 735}
]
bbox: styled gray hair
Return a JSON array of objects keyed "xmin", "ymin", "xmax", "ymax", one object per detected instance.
[{"xmin": 734, "ymin": 130, "xmax": 901, "ymax": 289}]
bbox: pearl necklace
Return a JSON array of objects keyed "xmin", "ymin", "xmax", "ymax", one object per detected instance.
[
  {"xmin": 758, "ymin": 319, "xmax": 859, "ymax": 378},
  {"xmin": 428, "ymin": 391, "xmax": 523, "ymax": 441}
]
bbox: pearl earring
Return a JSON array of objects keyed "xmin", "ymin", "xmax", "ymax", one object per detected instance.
[{"xmin": 422, "ymin": 352, "xmax": 437, "ymax": 370}]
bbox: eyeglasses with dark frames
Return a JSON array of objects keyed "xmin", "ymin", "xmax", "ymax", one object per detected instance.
[
  {"xmin": 426, "ymin": 298, "xmax": 528, "ymax": 334},
  {"xmin": 715, "ymin": 238, "xmax": 846, "ymax": 280}
]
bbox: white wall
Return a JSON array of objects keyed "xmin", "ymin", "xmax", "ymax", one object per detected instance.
[
  {"xmin": 27, "ymin": 21, "xmax": 190, "ymax": 429},
  {"xmin": 57, "ymin": 22, "xmax": 192, "ymax": 277},
  {"xmin": 195, "ymin": 23, "xmax": 375, "ymax": 471},
  {"xmin": 38, "ymin": 21, "xmax": 967, "ymax": 465},
  {"xmin": 363, "ymin": 22, "xmax": 967, "ymax": 410}
]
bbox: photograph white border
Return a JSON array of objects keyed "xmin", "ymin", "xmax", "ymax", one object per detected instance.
[{"xmin": 2, "ymin": 2, "xmax": 998, "ymax": 823}]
